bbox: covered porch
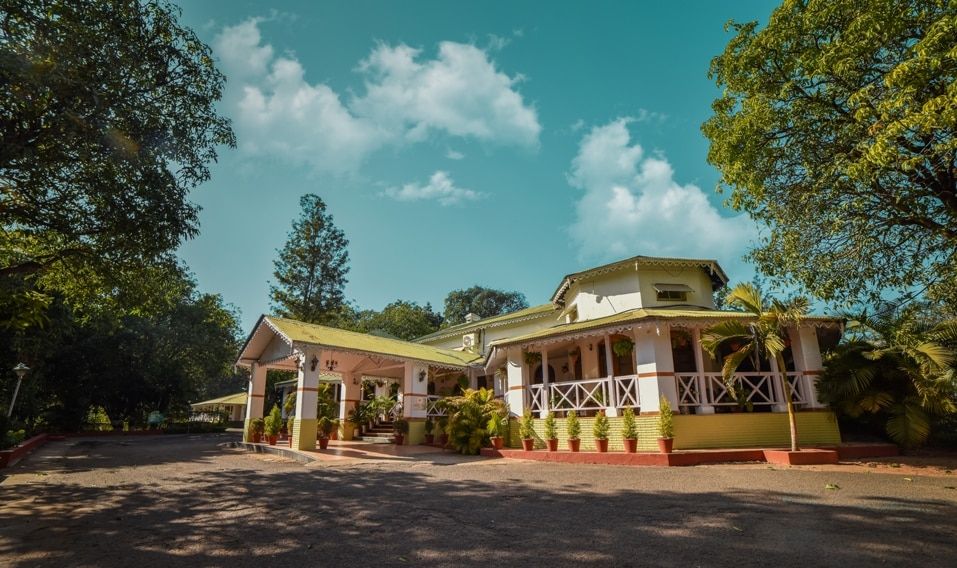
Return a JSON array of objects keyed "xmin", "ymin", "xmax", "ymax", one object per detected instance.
[{"xmin": 235, "ymin": 316, "xmax": 481, "ymax": 450}]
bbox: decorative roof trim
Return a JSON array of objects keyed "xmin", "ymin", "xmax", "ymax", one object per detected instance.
[
  {"xmin": 414, "ymin": 305, "xmax": 557, "ymax": 343},
  {"xmin": 290, "ymin": 340, "xmax": 473, "ymax": 372}
]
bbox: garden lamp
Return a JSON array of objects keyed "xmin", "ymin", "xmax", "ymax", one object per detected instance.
[{"xmin": 7, "ymin": 363, "xmax": 30, "ymax": 418}]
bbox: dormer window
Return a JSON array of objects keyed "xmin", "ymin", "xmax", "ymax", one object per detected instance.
[{"xmin": 654, "ymin": 283, "xmax": 693, "ymax": 302}]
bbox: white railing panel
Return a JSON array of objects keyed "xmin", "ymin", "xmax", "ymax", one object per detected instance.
[
  {"xmin": 613, "ymin": 375, "xmax": 641, "ymax": 409},
  {"xmin": 426, "ymin": 395, "xmax": 444, "ymax": 417}
]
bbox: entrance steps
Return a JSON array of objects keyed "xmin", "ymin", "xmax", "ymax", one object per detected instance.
[{"xmin": 357, "ymin": 421, "xmax": 395, "ymax": 443}]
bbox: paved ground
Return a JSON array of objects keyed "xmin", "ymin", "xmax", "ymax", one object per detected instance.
[{"xmin": 2, "ymin": 435, "xmax": 956, "ymax": 567}]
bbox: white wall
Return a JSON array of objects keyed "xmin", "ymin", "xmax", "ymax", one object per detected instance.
[
  {"xmin": 568, "ymin": 270, "xmax": 643, "ymax": 320},
  {"xmin": 634, "ymin": 267, "xmax": 716, "ymax": 309}
]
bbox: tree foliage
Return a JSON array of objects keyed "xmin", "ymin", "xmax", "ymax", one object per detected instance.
[
  {"xmin": 704, "ymin": 0, "xmax": 957, "ymax": 307},
  {"xmin": 442, "ymin": 285, "xmax": 528, "ymax": 327},
  {"xmin": 342, "ymin": 300, "xmax": 443, "ymax": 340},
  {"xmin": 270, "ymin": 194, "xmax": 350, "ymax": 325},
  {"xmin": 438, "ymin": 388, "xmax": 506, "ymax": 455},
  {"xmin": 0, "ymin": 0, "xmax": 234, "ymax": 326}
]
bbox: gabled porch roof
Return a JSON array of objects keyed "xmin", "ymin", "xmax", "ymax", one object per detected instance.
[
  {"xmin": 190, "ymin": 392, "xmax": 247, "ymax": 409},
  {"xmin": 237, "ymin": 315, "xmax": 482, "ymax": 370}
]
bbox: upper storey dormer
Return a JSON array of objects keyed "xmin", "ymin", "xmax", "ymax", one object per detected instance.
[{"xmin": 550, "ymin": 255, "xmax": 728, "ymax": 323}]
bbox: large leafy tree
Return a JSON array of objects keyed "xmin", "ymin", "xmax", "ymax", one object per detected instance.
[
  {"xmin": 818, "ymin": 308, "xmax": 957, "ymax": 447},
  {"xmin": 346, "ymin": 300, "xmax": 443, "ymax": 340},
  {"xmin": 701, "ymin": 283, "xmax": 810, "ymax": 451},
  {"xmin": 442, "ymin": 286, "xmax": 528, "ymax": 326},
  {"xmin": 270, "ymin": 194, "xmax": 350, "ymax": 324},
  {"xmin": 703, "ymin": 0, "xmax": 957, "ymax": 307},
  {"xmin": 0, "ymin": 0, "xmax": 234, "ymax": 325}
]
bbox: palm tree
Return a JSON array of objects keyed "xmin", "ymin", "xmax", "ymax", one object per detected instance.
[
  {"xmin": 818, "ymin": 309, "xmax": 957, "ymax": 447},
  {"xmin": 701, "ymin": 283, "xmax": 809, "ymax": 451}
]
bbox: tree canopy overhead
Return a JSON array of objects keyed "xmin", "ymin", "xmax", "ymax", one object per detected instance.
[
  {"xmin": 0, "ymin": 0, "xmax": 234, "ymax": 325},
  {"xmin": 703, "ymin": 0, "xmax": 957, "ymax": 308},
  {"xmin": 442, "ymin": 286, "xmax": 528, "ymax": 327},
  {"xmin": 270, "ymin": 194, "xmax": 350, "ymax": 325}
]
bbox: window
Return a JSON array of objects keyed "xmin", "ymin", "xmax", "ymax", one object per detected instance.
[{"xmin": 654, "ymin": 283, "xmax": 693, "ymax": 302}]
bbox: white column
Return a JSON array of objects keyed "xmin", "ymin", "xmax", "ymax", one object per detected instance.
[
  {"xmin": 789, "ymin": 326, "xmax": 826, "ymax": 408},
  {"xmin": 769, "ymin": 356, "xmax": 788, "ymax": 412},
  {"xmin": 292, "ymin": 349, "xmax": 321, "ymax": 450},
  {"xmin": 402, "ymin": 362, "xmax": 429, "ymax": 420},
  {"xmin": 540, "ymin": 349, "xmax": 550, "ymax": 418},
  {"xmin": 634, "ymin": 324, "xmax": 677, "ymax": 413},
  {"xmin": 245, "ymin": 362, "xmax": 266, "ymax": 424},
  {"xmin": 339, "ymin": 372, "xmax": 362, "ymax": 440},
  {"xmin": 691, "ymin": 328, "xmax": 714, "ymax": 414},
  {"xmin": 505, "ymin": 347, "xmax": 526, "ymax": 417},
  {"xmin": 603, "ymin": 334, "xmax": 619, "ymax": 417}
]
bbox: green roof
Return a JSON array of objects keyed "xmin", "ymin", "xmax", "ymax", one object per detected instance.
[
  {"xmin": 191, "ymin": 392, "xmax": 247, "ymax": 408},
  {"xmin": 551, "ymin": 255, "xmax": 729, "ymax": 304},
  {"xmin": 266, "ymin": 316, "xmax": 481, "ymax": 368},
  {"xmin": 490, "ymin": 306, "xmax": 839, "ymax": 347},
  {"xmin": 414, "ymin": 303, "xmax": 557, "ymax": 343}
]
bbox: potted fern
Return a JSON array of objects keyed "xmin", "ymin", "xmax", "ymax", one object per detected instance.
[
  {"xmin": 519, "ymin": 409, "xmax": 536, "ymax": 451},
  {"xmin": 317, "ymin": 416, "xmax": 334, "ymax": 450},
  {"xmin": 424, "ymin": 417, "xmax": 435, "ymax": 445},
  {"xmin": 487, "ymin": 410, "xmax": 507, "ymax": 450},
  {"xmin": 622, "ymin": 407, "xmax": 638, "ymax": 453},
  {"xmin": 393, "ymin": 418, "xmax": 409, "ymax": 445},
  {"xmin": 657, "ymin": 395, "xmax": 675, "ymax": 453},
  {"xmin": 286, "ymin": 416, "xmax": 296, "ymax": 447},
  {"xmin": 544, "ymin": 411, "xmax": 558, "ymax": 451},
  {"xmin": 264, "ymin": 405, "xmax": 282, "ymax": 445},
  {"xmin": 593, "ymin": 410, "xmax": 610, "ymax": 452},
  {"xmin": 567, "ymin": 410, "xmax": 581, "ymax": 452}
]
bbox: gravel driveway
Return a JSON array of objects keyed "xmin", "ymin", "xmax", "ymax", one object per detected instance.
[{"xmin": 1, "ymin": 434, "xmax": 956, "ymax": 567}]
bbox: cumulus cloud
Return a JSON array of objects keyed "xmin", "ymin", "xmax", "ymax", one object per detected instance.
[
  {"xmin": 213, "ymin": 19, "xmax": 540, "ymax": 173},
  {"xmin": 384, "ymin": 171, "xmax": 483, "ymax": 206},
  {"xmin": 568, "ymin": 119, "xmax": 758, "ymax": 273},
  {"xmin": 446, "ymin": 149, "xmax": 465, "ymax": 160}
]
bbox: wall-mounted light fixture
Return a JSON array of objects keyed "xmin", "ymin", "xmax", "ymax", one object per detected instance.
[
  {"xmin": 418, "ymin": 370, "xmax": 427, "ymax": 383},
  {"xmin": 325, "ymin": 359, "xmax": 338, "ymax": 372},
  {"xmin": 310, "ymin": 355, "xmax": 319, "ymax": 372},
  {"xmin": 352, "ymin": 376, "xmax": 360, "ymax": 385},
  {"xmin": 588, "ymin": 343, "xmax": 593, "ymax": 351}
]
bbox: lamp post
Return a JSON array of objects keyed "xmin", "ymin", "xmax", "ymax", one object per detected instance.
[{"xmin": 7, "ymin": 363, "xmax": 30, "ymax": 418}]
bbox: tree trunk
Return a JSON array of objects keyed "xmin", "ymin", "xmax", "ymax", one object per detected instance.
[{"xmin": 776, "ymin": 353, "xmax": 799, "ymax": 452}]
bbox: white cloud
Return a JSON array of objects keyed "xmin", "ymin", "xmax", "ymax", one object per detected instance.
[
  {"xmin": 384, "ymin": 171, "xmax": 483, "ymax": 206},
  {"xmin": 213, "ymin": 19, "xmax": 540, "ymax": 173},
  {"xmin": 568, "ymin": 119, "xmax": 758, "ymax": 275},
  {"xmin": 446, "ymin": 149, "xmax": 465, "ymax": 160}
]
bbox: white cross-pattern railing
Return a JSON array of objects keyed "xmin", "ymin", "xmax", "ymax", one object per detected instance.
[
  {"xmin": 528, "ymin": 384, "xmax": 546, "ymax": 414},
  {"xmin": 387, "ymin": 401, "xmax": 402, "ymax": 420},
  {"xmin": 530, "ymin": 376, "xmax": 641, "ymax": 413},
  {"xmin": 426, "ymin": 395, "xmax": 445, "ymax": 417},
  {"xmin": 674, "ymin": 372, "xmax": 807, "ymax": 409},
  {"xmin": 613, "ymin": 374, "xmax": 641, "ymax": 409}
]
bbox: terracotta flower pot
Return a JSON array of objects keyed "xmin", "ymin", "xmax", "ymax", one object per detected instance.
[
  {"xmin": 596, "ymin": 439, "xmax": 609, "ymax": 453},
  {"xmin": 318, "ymin": 437, "xmax": 329, "ymax": 450},
  {"xmin": 330, "ymin": 430, "xmax": 339, "ymax": 441},
  {"xmin": 425, "ymin": 434, "xmax": 435, "ymax": 445},
  {"xmin": 569, "ymin": 438, "xmax": 581, "ymax": 452},
  {"xmin": 289, "ymin": 436, "xmax": 294, "ymax": 447},
  {"xmin": 521, "ymin": 438, "xmax": 534, "ymax": 451},
  {"xmin": 546, "ymin": 439, "xmax": 558, "ymax": 452},
  {"xmin": 624, "ymin": 438, "xmax": 638, "ymax": 453},
  {"xmin": 251, "ymin": 433, "xmax": 262, "ymax": 444},
  {"xmin": 394, "ymin": 434, "xmax": 404, "ymax": 446},
  {"xmin": 440, "ymin": 434, "xmax": 449, "ymax": 447},
  {"xmin": 267, "ymin": 435, "xmax": 278, "ymax": 446},
  {"xmin": 658, "ymin": 437, "xmax": 674, "ymax": 454},
  {"xmin": 491, "ymin": 436, "xmax": 504, "ymax": 450}
]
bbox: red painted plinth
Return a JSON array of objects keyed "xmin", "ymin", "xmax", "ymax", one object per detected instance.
[
  {"xmin": 833, "ymin": 443, "xmax": 899, "ymax": 460},
  {"xmin": 0, "ymin": 434, "xmax": 49, "ymax": 468},
  {"xmin": 480, "ymin": 447, "xmax": 766, "ymax": 467},
  {"xmin": 764, "ymin": 449, "xmax": 839, "ymax": 465}
]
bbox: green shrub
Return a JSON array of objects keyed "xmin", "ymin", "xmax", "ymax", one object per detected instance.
[
  {"xmin": 424, "ymin": 417, "xmax": 434, "ymax": 435},
  {"xmin": 318, "ymin": 416, "xmax": 334, "ymax": 437},
  {"xmin": 264, "ymin": 405, "xmax": 283, "ymax": 437},
  {"xmin": 621, "ymin": 408, "xmax": 638, "ymax": 440},
  {"xmin": 443, "ymin": 388, "xmax": 503, "ymax": 454},
  {"xmin": 543, "ymin": 411, "xmax": 557, "ymax": 440},
  {"xmin": 3, "ymin": 429, "xmax": 26, "ymax": 449},
  {"xmin": 393, "ymin": 419, "xmax": 409, "ymax": 434},
  {"xmin": 486, "ymin": 408, "xmax": 508, "ymax": 438},
  {"xmin": 658, "ymin": 396, "xmax": 674, "ymax": 438},
  {"xmin": 84, "ymin": 406, "xmax": 112, "ymax": 431},
  {"xmin": 519, "ymin": 408, "xmax": 536, "ymax": 440},
  {"xmin": 287, "ymin": 416, "xmax": 296, "ymax": 435},
  {"xmin": 566, "ymin": 410, "xmax": 581, "ymax": 440},
  {"xmin": 251, "ymin": 417, "xmax": 265, "ymax": 434},
  {"xmin": 593, "ymin": 410, "xmax": 610, "ymax": 440}
]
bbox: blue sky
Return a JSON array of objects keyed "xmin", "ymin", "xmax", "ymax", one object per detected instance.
[{"xmin": 173, "ymin": 1, "xmax": 777, "ymax": 331}]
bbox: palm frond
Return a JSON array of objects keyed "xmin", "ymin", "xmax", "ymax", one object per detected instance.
[
  {"xmin": 913, "ymin": 342, "xmax": 955, "ymax": 370},
  {"xmin": 725, "ymin": 282, "xmax": 763, "ymax": 315},
  {"xmin": 721, "ymin": 344, "xmax": 754, "ymax": 382},
  {"xmin": 700, "ymin": 320, "xmax": 751, "ymax": 356},
  {"xmin": 885, "ymin": 401, "xmax": 931, "ymax": 448}
]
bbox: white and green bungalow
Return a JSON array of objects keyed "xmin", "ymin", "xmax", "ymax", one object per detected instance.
[{"xmin": 236, "ymin": 254, "xmax": 843, "ymax": 451}]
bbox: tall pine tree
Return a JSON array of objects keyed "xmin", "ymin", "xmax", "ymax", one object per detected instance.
[{"xmin": 270, "ymin": 195, "xmax": 349, "ymax": 324}]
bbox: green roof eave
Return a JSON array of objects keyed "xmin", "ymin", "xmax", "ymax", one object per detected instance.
[{"xmin": 191, "ymin": 392, "xmax": 248, "ymax": 408}]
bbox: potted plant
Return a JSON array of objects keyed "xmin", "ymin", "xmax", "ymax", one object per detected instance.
[
  {"xmin": 248, "ymin": 418, "xmax": 265, "ymax": 443},
  {"xmin": 543, "ymin": 411, "xmax": 558, "ymax": 451},
  {"xmin": 657, "ymin": 395, "xmax": 675, "ymax": 454},
  {"xmin": 486, "ymin": 409, "xmax": 508, "ymax": 450},
  {"xmin": 330, "ymin": 419, "xmax": 340, "ymax": 440},
  {"xmin": 519, "ymin": 408, "xmax": 536, "ymax": 451},
  {"xmin": 622, "ymin": 407, "xmax": 638, "ymax": 453},
  {"xmin": 317, "ymin": 416, "xmax": 334, "ymax": 449},
  {"xmin": 523, "ymin": 351, "xmax": 542, "ymax": 366},
  {"xmin": 348, "ymin": 405, "xmax": 365, "ymax": 436},
  {"xmin": 393, "ymin": 418, "xmax": 409, "ymax": 445},
  {"xmin": 264, "ymin": 405, "xmax": 282, "ymax": 445},
  {"xmin": 424, "ymin": 417, "xmax": 435, "ymax": 445},
  {"xmin": 566, "ymin": 410, "xmax": 581, "ymax": 452},
  {"xmin": 593, "ymin": 410, "xmax": 610, "ymax": 452},
  {"xmin": 437, "ymin": 415, "xmax": 449, "ymax": 447},
  {"xmin": 286, "ymin": 416, "xmax": 296, "ymax": 447},
  {"xmin": 612, "ymin": 338, "xmax": 634, "ymax": 357}
]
